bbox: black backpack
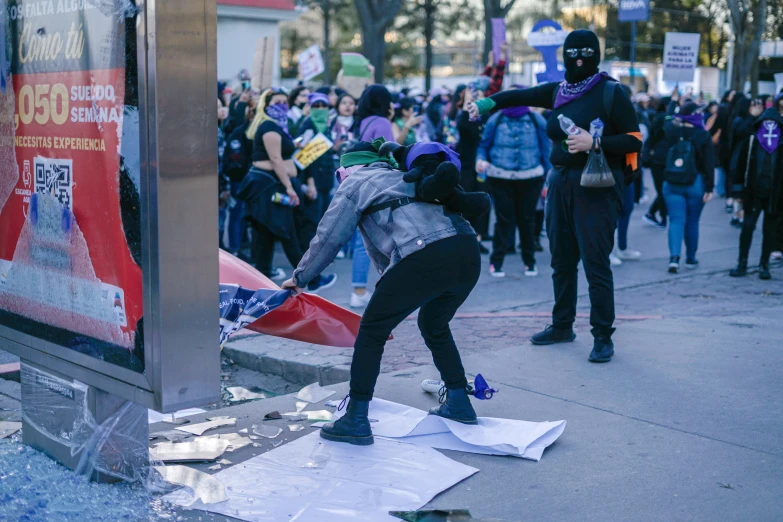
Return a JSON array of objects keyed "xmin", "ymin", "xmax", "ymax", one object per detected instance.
[{"xmin": 664, "ymin": 126, "xmax": 699, "ymax": 185}]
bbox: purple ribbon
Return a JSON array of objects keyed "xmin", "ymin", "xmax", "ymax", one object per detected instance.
[
  {"xmin": 554, "ymin": 72, "xmax": 607, "ymax": 109},
  {"xmin": 405, "ymin": 142, "xmax": 462, "ymax": 172},
  {"xmin": 757, "ymin": 120, "xmax": 781, "ymax": 154}
]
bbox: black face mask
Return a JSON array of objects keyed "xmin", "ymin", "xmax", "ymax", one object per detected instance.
[{"xmin": 563, "ymin": 30, "xmax": 600, "ymax": 84}]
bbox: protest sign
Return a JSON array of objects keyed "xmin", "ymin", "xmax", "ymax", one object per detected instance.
[
  {"xmin": 338, "ymin": 53, "xmax": 373, "ymax": 98},
  {"xmin": 298, "ymin": 44, "xmax": 325, "ymax": 82},
  {"xmin": 662, "ymin": 32, "xmax": 701, "ymax": 83},
  {"xmin": 252, "ymin": 35, "xmax": 276, "ymax": 91},
  {"xmin": 294, "ymin": 133, "xmax": 334, "ymax": 170},
  {"xmin": 491, "ymin": 18, "xmax": 506, "ymax": 60}
]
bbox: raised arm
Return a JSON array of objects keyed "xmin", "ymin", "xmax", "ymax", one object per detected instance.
[{"xmin": 471, "ymin": 82, "xmax": 559, "ymax": 118}]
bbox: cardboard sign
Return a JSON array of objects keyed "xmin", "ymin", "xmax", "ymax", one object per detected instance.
[
  {"xmin": 662, "ymin": 32, "xmax": 701, "ymax": 83},
  {"xmin": 338, "ymin": 53, "xmax": 373, "ymax": 98},
  {"xmin": 294, "ymin": 133, "xmax": 334, "ymax": 170},
  {"xmin": 252, "ymin": 35, "xmax": 276, "ymax": 92},
  {"xmin": 298, "ymin": 44, "xmax": 325, "ymax": 82},
  {"xmin": 618, "ymin": 0, "xmax": 649, "ymax": 22},
  {"xmin": 491, "ymin": 18, "xmax": 506, "ymax": 61}
]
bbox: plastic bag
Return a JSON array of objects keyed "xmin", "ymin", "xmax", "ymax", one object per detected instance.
[{"xmin": 580, "ymin": 138, "xmax": 615, "ymax": 188}]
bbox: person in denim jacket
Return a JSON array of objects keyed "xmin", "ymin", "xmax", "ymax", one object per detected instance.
[{"xmin": 476, "ymin": 91, "xmax": 551, "ymax": 277}]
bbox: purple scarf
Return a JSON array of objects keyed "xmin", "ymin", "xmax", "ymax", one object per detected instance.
[
  {"xmin": 501, "ymin": 106, "xmax": 531, "ymax": 118},
  {"xmin": 554, "ymin": 72, "xmax": 607, "ymax": 109},
  {"xmin": 406, "ymin": 142, "xmax": 462, "ymax": 172},
  {"xmin": 757, "ymin": 120, "xmax": 781, "ymax": 154},
  {"xmin": 265, "ymin": 103, "xmax": 291, "ymax": 137},
  {"xmin": 678, "ymin": 113, "xmax": 705, "ymax": 130}
]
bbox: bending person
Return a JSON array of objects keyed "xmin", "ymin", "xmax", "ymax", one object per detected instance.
[
  {"xmin": 282, "ymin": 140, "xmax": 481, "ymax": 445},
  {"xmin": 468, "ymin": 29, "xmax": 642, "ymax": 363}
]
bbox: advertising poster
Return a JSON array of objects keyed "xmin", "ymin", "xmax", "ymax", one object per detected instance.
[
  {"xmin": 662, "ymin": 32, "xmax": 701, "ymax": 83},
  {"xmin": 0, "ymin": 0, "xmax": 144, "ymax": 371},
  {"xmin": 618, "ymin": 0, "xmax": 649, "ymax": 22}
]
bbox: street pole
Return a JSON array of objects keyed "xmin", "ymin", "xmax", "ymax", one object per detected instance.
[
  {"xmin": 322, "ymin": 0, "xmax": 331, "ymax": 84},
  {"xmin": 424, "ymin": 0, "xmax": 434, "ymax": 92},
  {"xmin": 630, "ymin": 21, "xmax": 636, "ymax": 90}
]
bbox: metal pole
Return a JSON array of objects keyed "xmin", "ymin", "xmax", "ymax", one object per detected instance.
[{"xmin": 630, "ymin": 21, "xmax": 636, "ymax": 88}]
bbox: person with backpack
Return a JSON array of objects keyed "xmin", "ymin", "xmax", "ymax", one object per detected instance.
[
  {"xmin": 729, "ymin": 99, "xmax": 783, "ymax": 280},
  {"xmin": 222, "ymin": 96, "xmax": 255, "ymax": 257},
  {"xmin": 467, "ymin": 29, "xmax": 642, "ymax": 363},
  {"xmin": 642, "ymin": 97, "xmax": 671, "ymax": 229},
  {"xmin": 661, "ymin": 102, "xmax": 715, "ymax": 273},
  {"xmin": 475, "ymin": 85, "xmax": 551, "ymax": 278}
]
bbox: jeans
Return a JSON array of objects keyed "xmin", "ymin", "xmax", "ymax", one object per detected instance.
[
  {"xmin": 351, "ymin": 230, "xmax": 371, "ymax": 288},
  {"xmin": 350, "ymin": 235, "xmax": 480, "ymax": 401},
  {"xmin": 662, "ymin": 176, "xmax": 705, "ymax": 262},
  {"xmin": 714, "ymin": 167, "xmax": 726, "ymax": 198},
  {"xmin": 228, "ymin": 181, "xmax": 246, "ymax": 253},
  {"xmin": 738, "ymin": 199, "xmax": 774, "ymax": 264},
  {"xmin": 648, "ymin": 165, "xmax": 668, "ymax": 221},
  {"xmin": 617, "ymin": 180, "xmax": 636, "ymax": 251},
  {"xmin": 547, "ymin": 167, "xmax": 621, "ymax": 338},
  {"xmin": 489, "ymin": 176, "xmax": 543, "ymax": 268}
]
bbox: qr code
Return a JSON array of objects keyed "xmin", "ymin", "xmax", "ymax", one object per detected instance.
[{"xmin": 34, "ymin": 157, "xmax": 73, "ymax": 209}]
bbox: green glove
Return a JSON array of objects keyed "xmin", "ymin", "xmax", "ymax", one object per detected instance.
[{"xmin": 475, "ymin": 98, "xmax": 496, "ymax": 115}]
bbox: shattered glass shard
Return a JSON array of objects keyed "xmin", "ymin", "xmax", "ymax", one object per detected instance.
[
  {"xmin": 296, "ymin": 382, "xmax": 336, "ymax": 403},
  {"xmin": 175, "ymin": 418, "xmax": 236, "ymax": 436},
  {"xmin": 155, "ymin": 465, "xmax": 229, "ymax": 505},
  {"xmin": 252, "ymin": 424, "xmax": 282, "ymax": 439}
]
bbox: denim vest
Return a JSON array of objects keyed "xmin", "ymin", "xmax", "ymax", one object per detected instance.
[{"xmin": 477, "ymin": 111, "xmax": 552, "ymax": 173}]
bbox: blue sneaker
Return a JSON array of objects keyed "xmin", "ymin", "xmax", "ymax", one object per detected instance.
[{"xmin": 306, "ymin": 273, "xmax": 338, "ymax": 294}]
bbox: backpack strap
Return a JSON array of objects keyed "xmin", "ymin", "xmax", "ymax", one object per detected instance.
[
  {"xmin": 603, "ymin": 81, "xmax": 616, "ymax": 122},
  {"xmin": 364, "ymin": 196, "xmax": 418, "ymax": 223},
  {"xmin": 744, "ymin": 135, "xmax": 755, "ymax": 189}
]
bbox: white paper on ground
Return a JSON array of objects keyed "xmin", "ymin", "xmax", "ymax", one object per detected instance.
[
  {"xmin": 163, "ymin": 431, "xmax": 478, "ymax": 522},
  {"xmin": 296, "ymin": 382, "xmax": 336, "ymax": 403},
  {"xmin": 334, "ymin": 398, "xmax": 565, "ymax": 461},
  {"xmin": 148, "ymin": 408, "xmax": 207, "ymax": 425}
]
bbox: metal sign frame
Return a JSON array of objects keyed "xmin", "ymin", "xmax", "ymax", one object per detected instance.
[{"xmin": 0, "ymin": 0, "xmax": 220, "ymax": 412}]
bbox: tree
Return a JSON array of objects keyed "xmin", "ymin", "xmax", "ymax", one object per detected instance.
[
  {"xmin": 728, "ymin": 0, "xmax": 767, "ymax": 94},
  {"xmin": 482, "ymin": 0, "xmax": 518, "ymax": 64},
  {"xmin": 354, "ymin": 0, "xmax": 406, "ymax": 83}
]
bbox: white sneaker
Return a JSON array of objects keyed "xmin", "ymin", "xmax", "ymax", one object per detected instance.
[
  {"xmin": 489, "ymin": 264, "xmax": 505, "ymax": 278},
  {"xmin": 772, "ymin": 251, "xmax": 783, "ymax": 260},
  {"xmin": 350, "ymin": 291, "xmax": 373, "ymax": 308},
  {"xmin": 270, "ymin": 267, "xmax": 287, "ymax": 281},
  {"xmin": 609, "ymin": 253, "xmax": 623, "ymax": 266},
  {"xmin": 336, "ymin": 250, "xmax": 346, "ymax": 259},
  {"xmin": 616, "ymin": 249, "xmax": 642, "ymax": 261},
  {"xmin": 524, "ymin": 264, "xmax": 538, "ymax": 277}
]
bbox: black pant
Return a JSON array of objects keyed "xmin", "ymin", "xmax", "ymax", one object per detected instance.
[
  {"xmin": 739, "ymin": 199, "xmax": 774, "ymax": 264},
  {"xmin": 546, "ymin": 167, "xmax": 621, "ymax": 338},
  {"xmin": 251, "ymin": 220, "xmax": 303, "ymax": 277},
  {"xmin": 350, "ymin": 235, "xmax": 480, "ymax": 401},
  {"xmin": 461, "ymin": 169, "xmax": 490, "ymax": 237},
  {"xmin": 535, "ymin": 210, "xmax": 545, "ymax": 238},
  {"xmin": 648, "ymin": 165, "xmax": 668, "ymax": 220},
  {"xmin": 489, "ymin": 176, "xmax": 543, "ymax": 268}
]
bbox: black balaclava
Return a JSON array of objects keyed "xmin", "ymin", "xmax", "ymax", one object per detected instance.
[{"xmin": 563, "ymin": 30, "xmax": 601, "ymax": 84}]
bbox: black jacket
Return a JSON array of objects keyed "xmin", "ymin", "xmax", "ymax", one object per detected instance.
[
  {"xmin": 733, "ymin": 109, "xmax": 783, "ymax": 217},
  {"xmin": 222, "ymin": 122, "xmax": 253, "ymax": 183},
  {"xmin": 644, "ymin": 112, "xmax": 669, "ymax": 167}
]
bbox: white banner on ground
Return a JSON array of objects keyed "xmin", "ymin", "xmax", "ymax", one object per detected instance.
[
  {"xmin": 164, "ymin": 431, "xmax": 478, "ymax": 521},
  {"xmin": 662, "ymin": 32, "xmax": 701, "ymax": 83},
  {"xmin": 298, "ymin": 44, "xmax": 325, "ymax": 82},
  {"xmin": 335, "ymin": 398, "xmax": 566, "ymax": 461}
]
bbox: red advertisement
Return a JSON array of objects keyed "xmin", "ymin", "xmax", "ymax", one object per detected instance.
[{"xmin": 0, "ymin": 1, "xmax": 144, "ymax": 371}]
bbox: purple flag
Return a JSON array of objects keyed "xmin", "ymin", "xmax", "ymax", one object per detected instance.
[
  {"xmin": 757, "ymin": 120, "xmax": 781, "ymax": 154},
  {"xmin": 491, "ymin": 18, "xmax": 506, "ymax": 61}
]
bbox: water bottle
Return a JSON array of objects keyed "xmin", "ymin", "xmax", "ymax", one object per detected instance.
[
  {"xmin": 271, "ymin": 192, "xmax": 296, "ymax": 206},
  {"xmin": 476, "ymin": 170, "xmax": 487, "ymax": 184},
  {"xmin": 557, "ymin": 114, "xmax": 580, "ymax": 136}
]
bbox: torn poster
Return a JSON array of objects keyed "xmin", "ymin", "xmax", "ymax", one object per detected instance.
[
  {"xmin": 219, "ymin": 284, "xmax": 290, "ymax": 348},
  {"xmin": 164, "ymin": 431, "xmax": 478, "ymax": 521},
  {"xmin": 334, "ymin": 398, "xmax": 566, "ymax": 461}
]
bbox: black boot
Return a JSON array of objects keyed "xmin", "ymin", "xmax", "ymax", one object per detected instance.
[
  {"xmin": 429, "ymin": 386, "xmax": 477, "ymax": 425},
  {"xmin": 320, "ymin": 396, "xmax": 374, "ymax": 446},
  {"xmin": 759, "ymin": 263, "xmax": 771, "ymax": 280},
  {"xmin": 531, "ymin": 325, "xmax": 576, "ymax": 345},
  {"xmin": 729, "ymin": 259, "xmax": 748, "ymax": 277},
  {"xmin": 589, "ymin": 336, "xmax": 614, "ymax": 363}
]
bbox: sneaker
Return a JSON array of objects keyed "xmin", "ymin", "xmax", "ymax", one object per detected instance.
[
  {"xmin": 306, "ymin": 273, "xmax": 338, "ymax": 294},
  {"xmin": 588, "ymin": 337, "xmax": 614, "ymax": 363},
  {"xmin": 668, "ymin": 256, "xmax": 680, "ymax": 274},
  {"xmin": 489, "ymin": 264, "xmax": 505, "ymax": 278},
  {"xmin": 759, "ymin": 264, "xmax": 772, "ymax": 280},
  {"xmin": 270, "ymin": 267, "xmax": 287, "ymax": 281},
  {"xmin": 724, "ymin": 203, "xmax": 733, "ymax": 214},
  {"xmin": 350, "ymin": 291, "xmax": 373, "ymax": 308},
  {"xmin": 642, "ymin": 213, "xmax": 660, "ymax": 227},
  {"xmin": 336, "ymin": 250, "xmax": 346, "ymax": 260},
  {"xmin": 730, "ymin": 217, "xmax": 742, "ymax": 228},
  {"xmin": 616, "ymin": 249, "xmax": 642, "ymax": 261},
  {"xmin": 609, "ymin": 253, "xmax": 623, "ymax": 266},
  {"xmin": 771, "ymin": 251, "xmax": 782, "ymax": 260},
  {"xmin": 684, "ymin": 259, "xmax": 699, "ymax": 270},
  {"xmin": 531, "ymin": 325, "xmax": 576, "ymax": 345},
  {"xmin": 524, "ymin": 264, "xmax": 538, "ymax": 277}
]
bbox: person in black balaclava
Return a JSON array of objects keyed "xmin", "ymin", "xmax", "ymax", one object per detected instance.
[{"xmin": 468, "ymin": 29, "xmax": 642, "ymax": 363}]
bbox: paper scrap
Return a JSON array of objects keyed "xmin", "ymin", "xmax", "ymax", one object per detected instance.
[
  {"xmin": 324, "ymin": 399, "xmax": 341, "ymax": 408},
  {"xmin": 296, "ymin": 382, "xmax": 336, "ymax": 403},
  {"xmin": 217, "ymin": 459, "xmax": 232, "ymax": 465},
  {"xmin": 208, "ymin": 464, "xmax": 221, "ymax": 471},
  {"xmin": 175, "ymin": 418, "xmax": 236, "ymax": 436},
  {"xmin": 0, "ymin": 421, "xmax": 22, "ymax": 439},
  {"xmin": 288, "ymin": 424, "xmax": 305, "ymax": 432},
  {"xmin": 227, "ymin": 386, "xmax": 267, "ymax": 402},
  {"xmin": 148, "ymin": 408, "xmax": 206, "ymax": 425},
  {"xmin": 150, "ymin": 439, "xmax": 230, "ymax": 463},
  {"xmin": 156, "ymin": 465, "xmax": 229, "ymax": 505}
]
